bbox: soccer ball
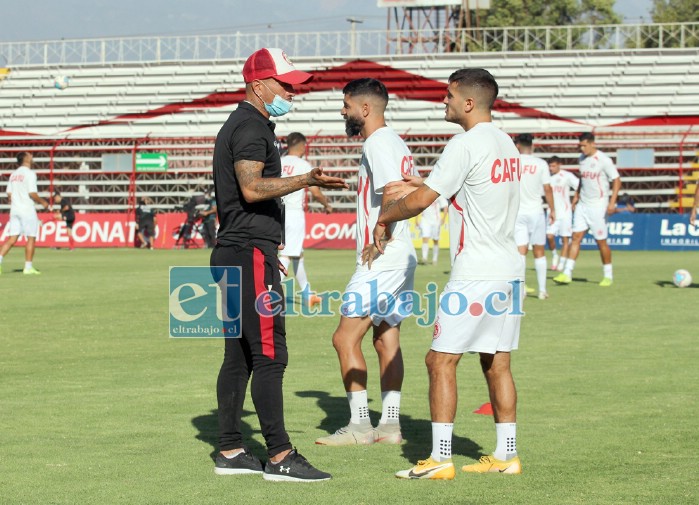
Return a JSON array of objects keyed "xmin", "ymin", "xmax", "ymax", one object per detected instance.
[
  {"xmin": 673, "ymin": 269, "xmax": 692, "ymax": 288},
  {"xmin": 53, "ymin": 75, "xmax": 70, "ymax": 90}
]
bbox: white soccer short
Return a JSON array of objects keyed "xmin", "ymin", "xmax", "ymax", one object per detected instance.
[
  {"xmin": 514, "ymin": 211, "xmax": 546, "ymax": 246},
  {"xmin": 546, "ymin": 211, "xmax": 573, "ymax": 238},
  {"xmin": 8, "ymin": 212, "xmax": 40, "ymax": 238},
  {"xmin": 340, "ymin": 267, "xmax": 416, "ymax": 327},
  {"xmin": 282, "ymin": 208, "xmax": 305, "ymax": 257},
  {"xmin": 420, "ymin": 221, "xmax": 440, "ymax": 240},
  {"xmin": 431, "ymin": 280, "xmax": 523, "ymax": 355},
  {"xmin": 573, "ymin": 203, "xmax": 608, "ymax": 240}
]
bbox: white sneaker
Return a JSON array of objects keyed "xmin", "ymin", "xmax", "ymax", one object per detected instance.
[
  {"xmin": 315, "ymin": 422, "xmax": 374, "ymax": 446},
  {"xmin": 373, "ymin": 423, "xmax": 403, "ymax": 444},
  {"xmin": 538, "ymin": 291, "xmax": 549, "ymax": 300}
]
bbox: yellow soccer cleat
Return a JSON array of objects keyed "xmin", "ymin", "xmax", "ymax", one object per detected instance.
[
  {"xmin": 23, "ymin": 267, "xmax": 41, "ymax": 275},
  {"xmin": 462, "ymin": 455, "xmax": 522, "ymax": 474},
  {"xmin": 552, "ymin": 273, "xmax": 571, "ymax": 284},
  {"xmin": 599, "ymin": 277, "xmax": 613, "ymax": 287},
  {"xmin": 395, "ymin": 457, "xmax": 455, "ymax": 480},
  {"xmin": 524, "ymin": 284, "xmax": 536, "ymax": 294}
]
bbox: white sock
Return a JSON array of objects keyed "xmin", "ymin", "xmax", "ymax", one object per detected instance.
[
  {"xmin": 279, "ymin": 256, "xmax": 290, "ymax": 281},
  {"xmin": 432, "ymin": 244, "xmax": 439, "ymax": 263},
  {"xmin": 25, "ymin": 261, "xmax": 32, "ymax": 269},
  {"xmin": 379, "ymin": 390, "xmax": 401, "ymax": 424},
  {"xmin": 551, "ymin": 250, "xmax": 559, "ymax": 267},
  {"xmin": 347, "ymin": 390, "xmax": 370, "ymax": 424},
  {"xmin": 494, "ymin": 422, "xmax": 517, "ymax": 461},
  {"xmin": 293, "ymin": 257, "xmax": 309, "ymax": 292},
  {"xmin": 0, "ymin": 255, "xmax": 4, "ymax": 264},
  {"xmin": 603, "ymin": 263, "xmax": 613, "ymax": 279},
  {"xmin": 534, "ymin": 257, "xmax": 547, "ymax": 293},
  {"xmin": 563, "ymin": 258, "xmax": 576, "ymax": 277},
  {"xmin": 557, "ymin": 256, "xmax": 567, "ymax": 272},
  {"xmin": 431, "ymin": 423, "xmax": 454, "ymax": 462},
  {"xmin": 421, "ymin": 243, "xmax": 428, "ymax": 262}
]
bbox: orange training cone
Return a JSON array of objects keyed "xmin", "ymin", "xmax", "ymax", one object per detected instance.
[{"xmin": 473, "ymin": 402, "xmax": 493, "ymax": 415}]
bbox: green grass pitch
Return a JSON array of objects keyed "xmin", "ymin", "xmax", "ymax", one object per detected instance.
[{"xmin": 0, "ymin": 247, "xmax": 697, "ymax": 504}]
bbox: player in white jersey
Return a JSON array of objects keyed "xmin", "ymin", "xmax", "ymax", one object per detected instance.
[
  {"xmin": 315, "ymin": 79, "xmax": 417, "ymax": 447},
  {"xmin": 545, "ymin": 156, "xmax": 579, "ymax": 271},
  {"xmin": 554, "ymin": 132, "xmax": 621, "ymax": 287},
  {"xmin": 513, "ymin": 134, "xmax": 555, "ymax": 300},
  {"xmin": 416, "ymin": 195, "xmax": 447, "ymax": 264},
  {"xmin": 369, "ymin": 69, "xmax": 525, "ymax": 479},
  {"xmin": 279, "ymin": 132, "xmax": 333, "ymax": 308},
  {"xmin": 0, "ymin": 152, "xmax": 50, "ymax": 275}
]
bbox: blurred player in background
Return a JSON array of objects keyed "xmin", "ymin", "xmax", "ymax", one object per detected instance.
[
  {"xmin": 279, "ymin": 131, "xmax": 333, "ymax": 307},
  {"xmin": 369, "ymin": 68, "xmax": 524, "ymax": 479},
  {"xmin": 415, "ymin": 195, "xmax": 447, "ymax": 265},
  {"xmin": 514, "ymin": 134, "xmax": 554, "ymax": 300},
  {"xmin": 199, "ymin": 188, "xmax": 217, "ymax": 248},
  {"xmin": 136, "ymin": 197, "xmax": 157, "ymax": 249},
  {"xmin": 315, "ymin": 78, "xmax": 417, "ymax": 447},
  {"xmin": 545, "ymin": 156, "xmax": 579, "ymax": 271},
  {"xmin": 0, "ymin": 152, "xmax": 49, "ymax": 275},
  {"xmin": 53, "ymin": 191, "xmax": 76, "ymax": 250},
  {"xmin": 554, "ymin": 132, "xmax": 621, "ymax": 287}
]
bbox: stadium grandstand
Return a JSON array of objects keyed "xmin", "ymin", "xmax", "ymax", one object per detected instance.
[{"xmin": 1, "ymin": 22, "xmax": 698, "ymax": 234}]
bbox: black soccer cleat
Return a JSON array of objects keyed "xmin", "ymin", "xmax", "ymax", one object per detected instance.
[
  {"xmin": 263, "ymin": 449, "xmax": 331, "ymax": 482},
  {"xmin": 214, "ymin": 449, "xmax": 264, "ymax": 475}
]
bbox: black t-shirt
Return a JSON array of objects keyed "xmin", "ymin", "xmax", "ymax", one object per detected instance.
[
  {"xmin": 213, "ymin": 101, "xmax": 282, "ymax": 247},
  {"xmin": 137, "ymin": 205, "xmax": 156, "ymax": 226},
  {"xmin": 58, "ymin": 198, "xmax": 75, "ymax": 221}
]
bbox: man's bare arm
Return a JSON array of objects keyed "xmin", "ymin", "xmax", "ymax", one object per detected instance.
[
  {"xmin": 235, "ymin": 160, "xmax": 347, "ymax": 203},
  {"xmin": 29, "ymin": 192, "xmax": 49, "ymax": 210}
]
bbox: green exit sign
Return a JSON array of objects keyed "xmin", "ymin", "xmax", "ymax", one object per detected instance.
[{"xmin": 136, "ymin": 153, "xmax": 168, "ymax": 172}]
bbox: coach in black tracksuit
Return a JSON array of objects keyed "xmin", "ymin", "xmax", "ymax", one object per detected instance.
[{"xmin": 210, "ymin": 47, "xmax": 346, "ymax": 482}]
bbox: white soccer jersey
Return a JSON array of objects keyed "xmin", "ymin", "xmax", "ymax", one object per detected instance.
[
  {"xmin": 280, "ymin": 155, "xmax": 313, "ymax": 210},
  {"xmin": 550, "ymin": 169, "xmax": 579, "ymax": 215},
  {"xmin": 356, "ymin": 126, "xmax": 417, "ymax": 271},
  {"xmin": 7, "ymin": 166, "xmax": 39, "ymax": 215},
  {"xmin": 424, "ymin": 122, "xmax": 524, "ymax": 281},
  {"xmin": 578, "ymin": 150, "xmax": 619, "ymax": 207},
  {"xmin": 518, "ymin": 154, "xmax": 551, "ymax": 214},
  {"xmin": 420, "ymin": 196, "xmax": 448, "ymax": 225}
]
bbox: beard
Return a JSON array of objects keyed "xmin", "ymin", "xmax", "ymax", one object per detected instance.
[{"xmin": 344, "ymin": 116, "xmax": 364, "ymax": 138}]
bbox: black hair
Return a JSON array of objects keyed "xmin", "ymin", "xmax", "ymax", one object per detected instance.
[
  {"xmin": 286, "ymin": 132, "xmax": 307, "ymax": 150},
  {"xmin": 549, "ymin": 155, "xmax": 562, "ymax": 164},
  {"xmin": 17, "ymin": 152, "xmax": 29, "ymax": 164},
  {"xmin": 579, "ymin": 132, "xmax": 595, "ymax": 142},
  {"xmin": 447, "ymin": 68, "xmax": 499, "ymax": 109},
  {"xmin": 515, "ymin": 133, "xmax": 534, "ymax": 147},
  {"xmin": 342, "ymin": 78, "xmax": 389, "ymax": 105}
]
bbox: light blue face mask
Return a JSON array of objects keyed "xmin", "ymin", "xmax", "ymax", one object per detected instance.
[{"xmin": 259, "ymin": 81, "xmax": 293, "ymax": 117}]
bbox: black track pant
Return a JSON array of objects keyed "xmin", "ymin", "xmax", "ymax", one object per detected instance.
[{"xmin": 211, "ymin": 242, "xmax": 292, "ymax": 458}]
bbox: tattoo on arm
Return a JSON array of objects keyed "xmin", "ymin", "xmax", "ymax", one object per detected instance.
[{"xmin": 235, "ymin": 159, "xmax": 307, "ymax": 202}]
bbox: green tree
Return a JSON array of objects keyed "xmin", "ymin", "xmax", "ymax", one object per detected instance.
[
  {"xmin": 475, "ymin": 0, "xmax": 620, "ymax": 28},
  {"xmin": 457, "ymin": 0, "xmax": 620, "ymax": 51},
  {"xmin": 651, "ymin": 0, "xmax": 699, "ymax": 23},
  {"xmin": 641, "ymin": 0, "xmax": 699, "ymax": 48}
]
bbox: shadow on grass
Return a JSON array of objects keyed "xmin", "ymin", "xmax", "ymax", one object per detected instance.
[
  {"xmin": 191, "ymin": 409, "xmax": 267, "ymax": 462},
  {"xmin": 296, "ymin": 390, "xmax": 483, "ymax": 463},
  {"xmin": 655, "ymin": 280, "xmax": 699, "ymax": 288}
]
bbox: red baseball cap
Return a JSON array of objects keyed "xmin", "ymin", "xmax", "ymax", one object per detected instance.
[{"xmin": 242, "ymin": 48, "xmax": 313, "ymax": 85}]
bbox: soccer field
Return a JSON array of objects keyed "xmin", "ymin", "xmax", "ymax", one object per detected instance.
[{"xmin": 0, "ymin": 248, "xmax": 697, "ymax": 504}]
